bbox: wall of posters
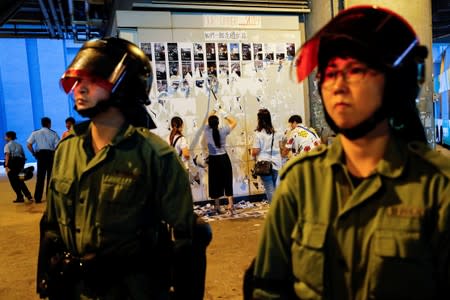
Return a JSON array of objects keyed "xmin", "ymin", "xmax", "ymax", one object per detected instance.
[
  {"xmin": 139, "ymin": 40, "xmax": 304, "ymax": 202},
  {"xmin": 117, "ymin": 12, "xmax": 306, "ymax": 202}
]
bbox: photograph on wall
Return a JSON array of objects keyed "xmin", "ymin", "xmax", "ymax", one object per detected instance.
[
  {"xmin": 155, "ymin": 62, "xmax": 167, "ymax": 80},
  {"xmin": 140, "ymin": 42, "xmax": 152, "ymax": 61},
  {"xmin": 264, "ymin": 43, "xmax": 275, "ymax": 63},
  {"xmin": 219, "ymin": 61, "xmax": 229, "ymax": 76},
  {"xmin": 194, "ymin": 62, "xmax": 205, "ymax": 77},
  {"xmin": 242, "ymin": 43, "xmax": 252, "ymax": 61},
  {"xmin": 253, "ymin": 43, "xmax": 263, "ymax": 61},
  {"xmin": 206, "ymin": 43, "xmax": 216, "ymax": 61},
  {"xmin": 169, "ymin": 61, "xmax": 179, "ymax": 77},
  {"xmin": 218, "ymin": 43, "xmax": 228, "ymax": 61},
  {"xmin": 276, "ymin": 43, "xmax": 286, "ymax": 62},
  {"xmin": 230, "ymin": 43, "xmax": 240, "ymax": 61},
  {"xmin": 168, "ymin": 43, "xmax": 179, "ymax": 61},
  {"xmin": 207, "ymin": 61, "xmax": 217, "ymax": 76},
  {"xmin": 180, "ymin": 43, "xmax": 192, "ymax": 61},
  {"xmin": 154, "ymin": 43, "xmax": 166, "ymax": 61},
  {"xmin": 231, "ymin": 62, "xmax": 241, "ymax": 77},
  {"xmin": 157, "ymin": 80, "xmax": 168, "ymax": 92},
  {"xmin": 286, "ymin": 42, "xmax": 296, "ymax": 60},
  {"xmin": 193, "ymin": 43, "xmax": 204, "ymax": 61},
  {"xmin": 182, "ymin": 62, "xmax": 193, "ymax": 78}
]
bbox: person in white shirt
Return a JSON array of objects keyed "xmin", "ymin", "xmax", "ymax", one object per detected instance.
[
  {"xmin": 282, "ymin": 114, "xmax": 321, "ymax": 160},
  {"xmin": 167, "ymin": 116, "xmax": 190, "ymax": 170},
  {"xmin": 203, "ymin": 109, "xmax": 237, "ymax": 214},
  {"xmin": 251, "ymin": 108, "xmax": 283, "ymax": 203}
]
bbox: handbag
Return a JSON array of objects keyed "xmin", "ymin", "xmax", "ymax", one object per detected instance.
[
  {"xmin": 253, "ymin": 133, "xmax": 274, "ymax": 176},
  {"xmin": 254, "ymin": 160, "xmax": 272, "ymax": 176}
]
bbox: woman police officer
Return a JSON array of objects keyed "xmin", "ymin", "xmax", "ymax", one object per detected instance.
[{"xmin": 252, "ymin": 6, "xmax": 450, "ymax": 300}]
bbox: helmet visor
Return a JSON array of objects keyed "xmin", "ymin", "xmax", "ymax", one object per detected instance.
[
  {"xmin": 60, "ymin": 46, "xmax": 128, "ymax": 94},
  {"xmin": 60, "ymin": 69, "xmax": 115, "ymax": 94}
]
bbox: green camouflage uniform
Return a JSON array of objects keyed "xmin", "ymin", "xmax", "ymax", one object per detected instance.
[
  {"xmin": 254, "ymin": 136, "xmax": 450, "ymax": 300},
  {"xmin": 42, "ymin": 121, "xmax": 194, "ymax": 299}
]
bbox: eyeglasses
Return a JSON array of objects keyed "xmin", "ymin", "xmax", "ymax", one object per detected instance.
[{"xmin": 320, "ymin": 64, "xmax": 379, "ymax": 90}]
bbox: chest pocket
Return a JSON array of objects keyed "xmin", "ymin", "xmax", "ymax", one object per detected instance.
[
  {"xmin": 368, "ymin": 229, "xmax": 435, "ymax": 299},
  {"xmin": 291, "ymin": 222, "xmax": 327, "ymax": 300},
  {"xmin": 100, "ymin": 175, "xmax": 135, "ymax": 203}
]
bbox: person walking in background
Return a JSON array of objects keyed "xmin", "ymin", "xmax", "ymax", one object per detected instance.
[
  {"xmin": 61, "ymin": 116, "xmax": 76, "ymax": 139},
  {"xmin": 203, "ymin": 108, "xmax": 237, "ymax": 214},
  {"xmin": 251, "ymin": 108, "xmax": 283, "ymax": 203},
  {"xmin": 168, "ymin": 116, "xmax": 190, "ymax": 170},
  {"xmin": 252, "ymin": 6, "xmax": 450, "ymax": 299},
  {"xmin": 26, "ymin": 117, "xmax": 59, "ymax": 203},
  {"xmin": 282, "ymin": 114, "xmax": 321, "ymax": 160},
  {"xmin": 37, "ymin": 37, "xmax": 194, "ymax": 299},
  {"xmin": 4, "ymin": 131, "xmax": 33, "ymax": 203}
]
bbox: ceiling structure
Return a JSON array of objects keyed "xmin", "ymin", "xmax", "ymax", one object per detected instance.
[
  {"xmin": 0, "ymin": 0, "xmax": 114, "ymax": 42},
  {"xmin": 0, "ymin": 0, "xmax": 449, "ymax": 43},
  {"xmin": 433, "ymin": 0, "xmax": 450, "ymax": 43}
]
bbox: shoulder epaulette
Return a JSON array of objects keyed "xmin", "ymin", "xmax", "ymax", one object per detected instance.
[{"xmin": 408, "ymin": 142, "xmax": 450, "ymax": 179}]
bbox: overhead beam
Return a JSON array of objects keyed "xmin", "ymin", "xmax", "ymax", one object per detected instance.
[{"xmin": 0, "ymin": 0, "xmax": 26, "ymax": 26}]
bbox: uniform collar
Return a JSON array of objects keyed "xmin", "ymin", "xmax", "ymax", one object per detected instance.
[
  {"xmin": 325, "ymin": 135, "xmax": 407, "ymax": 178},
  {"xmin": 73, "ymin": 120, "xmax": 136, "ymax": 146}
]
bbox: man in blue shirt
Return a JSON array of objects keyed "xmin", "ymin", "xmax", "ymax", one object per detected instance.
[{"xmin": 27, "ymin": 117, "xmax": 60, "ymax": 203}]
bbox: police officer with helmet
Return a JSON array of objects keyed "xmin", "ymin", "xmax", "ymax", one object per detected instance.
[
  {"xmin": 252, "ymin": 6, "xmax": 450, "ymax": 299},
  {"xmin": 37, "ymin": 37, "xmax": 201, "ymax": 299}
]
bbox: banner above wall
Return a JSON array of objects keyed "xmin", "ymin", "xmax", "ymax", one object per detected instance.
[
  {"xmin": 203, "ymin": 16, "xmax": 262, "ymax": 28},
  {"xmin": 204, "ymin": 31, "xmax": 248, "ymax": 41}
]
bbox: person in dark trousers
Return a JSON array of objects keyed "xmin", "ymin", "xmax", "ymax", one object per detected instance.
[
  {"xmin": 36, "ymin": 37, "xmax": 196, "ymax": 300},
  {"xmin": 27, "ymin": 117, "xmax": 59, "ymax": 203},
  {"xmin": 202, "ymin": 109, "xmax": 237, "ymax": 214},
  {"xmin": 4, "ymin": 131, "xmax": 33, "ymax": 203}
]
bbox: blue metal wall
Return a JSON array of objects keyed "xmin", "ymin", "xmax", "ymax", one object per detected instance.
[{"xmin": 0, "ymin": 38, "xmax": 81, "ymax": 162}]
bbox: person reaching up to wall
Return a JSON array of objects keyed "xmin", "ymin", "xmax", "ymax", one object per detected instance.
[{"xmin": 203, "ymin": 108, "xmax": 237, "ymax": 214}]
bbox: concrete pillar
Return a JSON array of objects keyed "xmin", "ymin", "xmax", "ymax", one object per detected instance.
[
  {"xmin": 304, "ymin": 0, "xmax": 341, "ymax": 141},
  {"xmin": 344, "ymin": 0, "xmax": 435, "ymax": 147}
]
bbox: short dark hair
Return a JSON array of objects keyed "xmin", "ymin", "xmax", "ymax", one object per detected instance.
[
  {"xmin": 65, "ymin": 117, "xmax": 75, "ymax": 124},
  {"xmin": 288, "ymin": 115, "xmax": 302, "ymax": 124},
  {"xmin": 5, "ymin": 131, "xmax": 16, "ymax": 140},
  {"xmin": 41, "ymin": 117, "xmax": 51, "ymax": 127}
]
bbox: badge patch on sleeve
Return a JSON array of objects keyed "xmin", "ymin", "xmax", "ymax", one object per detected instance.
[{"xmin": 387, "ymin": 206, "xmax": 425, "ymax": 218}]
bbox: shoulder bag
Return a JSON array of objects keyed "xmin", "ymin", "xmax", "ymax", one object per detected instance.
[{"xmin": 253, "ymin": 133, "xmax": 274, "ymax": 176}]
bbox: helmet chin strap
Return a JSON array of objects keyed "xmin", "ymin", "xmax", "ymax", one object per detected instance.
[
  {"xmin": 324, "ymin": 106, "xmax": 387, "ymax": 140},
  {"xmin": 74, "ymin": 99, "xmax": 113, "ymax": 119}
]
